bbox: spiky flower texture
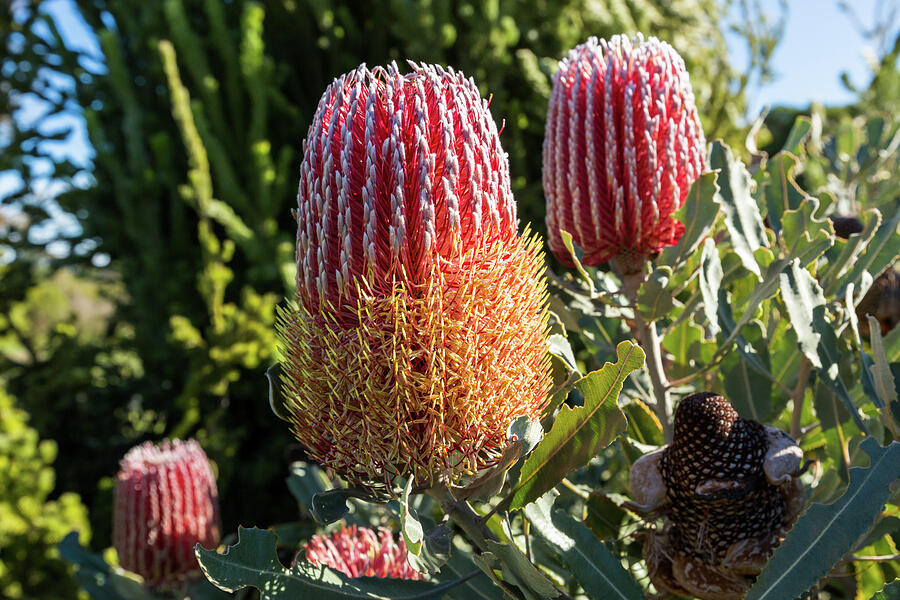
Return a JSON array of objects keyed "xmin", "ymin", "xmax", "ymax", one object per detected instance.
[
  {"xmin": 278, "ymin": 63, "xmax": 551, "ymax": 490},
  {"xmin": 113, "ymin": 439, "xmax": 221, "ymax": 589},
  {"xmin": 302, "ymin": 526, "xmax": 422, "ymax": 580},
  {"xmin": 544, "ymin": 35, "xmax": 707, "ymax": 268}
]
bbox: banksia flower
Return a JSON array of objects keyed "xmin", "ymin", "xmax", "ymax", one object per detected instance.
[
  {"xmin": 113, "ymin": 439, "xmax": 221, "ymax": 589},
  {"xmin": 278, "ymin": 62, "xmax": 551, "ymax": 490},
  {"xmin": 629, "ymin": 393, "xmax": 805, "ymax": 600},
  {"xmin": 543, "ymin": 34, "xmax": 707, "ymax": 270},
  {"xmin": 301, "ymin": 525, "xmax": 422, "ymax": 580}
]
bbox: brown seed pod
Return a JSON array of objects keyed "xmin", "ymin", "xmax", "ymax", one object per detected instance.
[{"xmin": 629, "ymin": 392, "xmax": 805, "ymax": 600}]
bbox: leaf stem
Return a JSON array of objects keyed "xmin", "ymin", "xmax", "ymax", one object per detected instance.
[
  {"xmin": 633, "ymin": 310, "xmax": 673, "ymax": 443},
  {"xmin": 791, "ymin": 356, "xmax": 812, "ymax": 439}
]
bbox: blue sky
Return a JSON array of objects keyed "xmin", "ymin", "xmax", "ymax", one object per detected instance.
[{"xmin": 2, "ymin": 0, "xmax": 898, "ymax": 204}]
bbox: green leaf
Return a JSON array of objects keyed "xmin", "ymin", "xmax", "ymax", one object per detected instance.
[
  {"xmin": 758, "ymin": 152, "xmax": 807, "ymax": 237},
  {"xmin": 636, "ymin": 267, "xmax": 675, "ymax": 321},
  {"xmin": 547, "ymin": 333, "xmax": 580, "ymax": 377},
  {"xmin": 311, "ymin": 488, "xmax": 385, "ymax": 525},
  {"xmin": 399, "ymin": 478, "xmax": 425, "ymax": 556},
  {"xmin": 483, "ymin": 537, "xmax": 559, "ymax": 600},
  {"xmin": 584, "ymin": 492, "xmax": 628, "ymax": 541},
  {"xmin": 656, "ymin": 171, "xmax": 721, "ymax": 269},
  {"xmin": 822, "ymin": 209, "xmax": 880, "ymax": 295},
  {"xmin": 838, "ymin": 210, "xmax": 900, "ymax": 300},
  {"xmin": 869, "ymin": 579, "xmax": 900, "ymax": 600},
  {"xmin": 779, "ymin": 259, "xmax": 867, "ymax": 431},
  {"xmin": 622, "ymin": 399, "xmax": 664, "ymax": 447},
  {"xmin": 505, "ymin": 341, "xmax": 645, "ymax": 511},
  {"xmin": 709, "ymin": 140, "xmax": 766, "ymax": 278},
  {"xmin": 196, "ymin": 527, "xmax": 465, "ymax": 599},
  {"xmin": 746, "ymin": 438, "xmax": 900, "ymax": 600},
  {"xmin": 266, "ymin": 363, "xmax": 292, "ymax": 422},
  {"xmin": 721, "ymin": 321, "xmax": 772, "ymax": 422},
  {"xmin": 524, "ymin": 492, "xmax": 645, "ymax": 600},
  {"xmin": 781, "ymin": 196, "xmax": 834, "ymax": 266},
  {"xmin": 286, "ymin": 462, "xmax": 330, "ymax": 512},
  {"xmin": 58, "ymin": 532, "xmax": 154, "ymax": 600},
  {"xmin": 698, "ymin": 239, "xmax": 723, "ymax": 336},
  {"xmin": 406, "ymin": 525, "xmax": 451, "ymax": 575},
  {"xmin": 781, "ymin": 116, "xmax": 813, "ymax": 154},
  {"xmin": 868, "ymin": 316, "xmax": 898, "ymax": 409},
  {"xmin": 559, "ymin": 230, "xmax": 595, "ymax": 296}
]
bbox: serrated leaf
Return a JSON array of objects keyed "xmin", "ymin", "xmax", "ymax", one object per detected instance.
[
  {"xmin": 746, "ymin": 438, "xmax": 900, "ymax": 600},
  {"xmin": 657, "ymin": 171, "xmax": 721, "ymax": 269},
  {"xmin": 505, "ymin": 341, "xmax": 645, "ymax": 511},
  {"xmin": 524, "ymin": 492, "xmax": 645, "ymax": 600},
  {"xmin": 838, "ymin": 210, "xmax": 900, "ymax": 300},
  {"xmin": 822, "ymin": 210, "xmax": 880, "ymax": 295},
  {"xmin": 781, "ymin": 196, "xmax": 834, "ymax": 266},
  {"xmin": 58, "ymin": 532, "xmax": 155, "ymax": 600},
  {"xmin": 709, "ymin": 140, "xmax": 766, "ymax": 278},
  {"xmin": 779, "ymin": 259, "xmax": 867, "ymax": 431},
  {"xmin": 698, "ymin": 238, "xmax": 723, "ymax": 336},
  {"xmin": 406, "ymin": 525, "xmax": 451, "ymax": 575},
  {"xmin": 869, "ymin": 579, "xmax": 900, "ymax": 599},
  {"xmin": 758, "ymin": 152, "xmax": 808, "ymax": 236},
  {"xmin": 311, "ymin": 487, "xmax": 385, "ymax": 525},
  {"xmin": 196, "ymin": 527, "xmax": 463, "ymax": 599}
]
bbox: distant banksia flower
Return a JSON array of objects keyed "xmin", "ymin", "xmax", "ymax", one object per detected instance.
[
  {"xmin": 301, "ymin": 525, "xmax": 422, "ymax": 580},
  {"xmin": 629, "ymin": 393, "xmax": 805, "ymax": 600},
  {"xmin": 543, "ymin": 34, "xmax": 707, "ymax": 271},
  {"xmin": 113, "ymin": 439, "xmax": 221, "ymax": 589},
  {"xmin": 278, "ymin": 62, "xmax": 551, "ymax": 490}
]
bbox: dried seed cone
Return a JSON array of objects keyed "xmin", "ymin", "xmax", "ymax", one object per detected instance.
[
  {"xmin": 113, "ymin": 439, "xmax": 221, "ymax": 589},
  {"xmin": 279, "ymin": 62, "xmax": 551, "ymax": 490},
  {"xmin": 632, "ymin": 393, "xmax": 805, "ymax": 600},
  {"xmin": 301, "ymin": 525, "xmax": 422, "ymax": 580},
  {"xmin": 543, "ymin": 34, "xmax": 707, "ymax": 267}
]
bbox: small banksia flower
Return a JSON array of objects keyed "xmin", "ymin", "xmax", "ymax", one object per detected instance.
[
  {"xmin": 278, "ymin": 62, "xmax": 551, "ymax": 490},
  {"xmin": 629, "ymin": 393, "xmax": 805, "ymax": 600},
  {"xmin": 301, "ymin": 525, "xmax": 422, "ymax": 580},
  {"xmin": 113, "ymin": 439, "xmax": 221, "ymax": 589},
  {"xmin": 543, "ymin": 34, "xmax": 707, "ymax": 270}
]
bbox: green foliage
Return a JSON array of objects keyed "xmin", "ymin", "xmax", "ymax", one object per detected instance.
[
  {"xmin": 0, "ymin": 386, "xmax": 91, "ymax": 599},
  {"xmin": 747, "ymin": 439, "xmax": 900, "ymax": 600}
]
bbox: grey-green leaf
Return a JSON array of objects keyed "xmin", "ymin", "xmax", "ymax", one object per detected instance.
[
  {"xmin": 525, "ymin": 492, "xmax": 645, "ymax": 600},
  {"xmin": 709, "ymin": 140, "xmax": 766, "ymax": 278},
  {"xmin": 266, "ymin": 363, "xmax": 292, "ymax": 422},
  {"xmin": 869, "ymin": 579, "xmax": 900, "ymax": 600},
  {"xmin": 698, "ymin": 238, "xmax": 723, "ymax": 336},
  {"xmin": 746, "ymin": 438, "xmax": 900, "ymax": 600},
  {"xmin": 656, "ymin": 171, "xmax": 721, "ymax": 269}
]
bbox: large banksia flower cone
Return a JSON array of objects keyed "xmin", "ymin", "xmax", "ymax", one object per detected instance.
[
  {"xmin": 113, "ymin": 439, "xmax": 221, "ymax": 589},
  {"xmin": 543, "ymin": 34, "xmax": 707, "ymax": 270},
  {"xmin": 629, "ymin": 393, "xmax": 805, "ymax": 600},
  {"xmin": 278, "ymin": 62, "xmax": 551, "ymax": 490},
  {"xmin": 301, "ymin": 525, "xmax": 422, "ymax": 580}
]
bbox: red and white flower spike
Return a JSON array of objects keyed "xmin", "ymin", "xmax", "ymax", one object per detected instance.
[
  {"xmin": 543, "ymin": 34, "xmax": 707, "ymax": 269},
  {"xmin": 301, "ymin": 525, "xmax": 423, "ymax": 580},
  {"xmin": 113, "ymin": 439, "xmax": 221, "ymax": 589}
]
